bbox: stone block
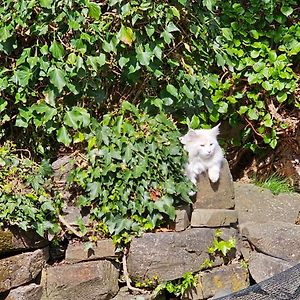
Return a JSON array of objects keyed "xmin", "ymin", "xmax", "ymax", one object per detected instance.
[
  {"xmin": 191, "ymin": 209, "xmax": 238, "ymax": 227},
  {"xmin": 41, "ymin": 260, "xmax": 119, "ymax": 300},
  {"xmin": 248, "ymin": 252, "xmax": 297, "ymax": 283},
  {"xmin": 0, "ymin": 227, "xmax": 48, "ymax": 255},
  {"xmin": 174, "ymin": 204, "xmax": 192, "ymax": 231},
  {"xmin": 5, "ymin": 283, "xmax": 42, "ymax": 300},
  {"xmin": 234, "ymin": 182, "xmax": 300, "ymax": 225},
  {"xmin": 195, "ymin": 159, "xmax": 235, "ymax": 209},
  {"xmin": 127, "ymin": 228, "xmax": 237, "ymax": 282},
  {"xmin": 65, "ymin": 239, "xmax": 116, "ymax": 263},
  {"xmin": 0, "ymin": 247, "xmax": 49, "ymax": 293},
  {"xmin": 241, "ymin": 222, "xmax": 300, "ymax": 262},
  {"xmin": 183, "ymin": 263, "xmax": 249, "ymax": 300}
]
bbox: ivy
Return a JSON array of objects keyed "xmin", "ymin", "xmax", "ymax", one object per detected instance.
[{"xmin": 70, "ymin": 102, "xmax": 193, "ymax": 242}]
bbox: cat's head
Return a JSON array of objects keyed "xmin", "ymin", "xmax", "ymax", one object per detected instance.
[{"xmin": 180, "ymin": 124, "xmax": 220, "ymax": 158}]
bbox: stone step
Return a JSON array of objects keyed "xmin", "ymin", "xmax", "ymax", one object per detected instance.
[{"xmin": 191, "ymin": 209, "xmax": 238, "ymax": 227}]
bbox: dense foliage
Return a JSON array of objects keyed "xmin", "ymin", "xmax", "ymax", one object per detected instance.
[
  {"xmin": 0, "ymin": 142, "xmax": 62, "ymax": 236},
  {"xmin": 71, "ymin": 102, "xmax": 193, "ymax": 242},
  {"xmin": 0, "ymin": 0, "xmax": 299, "ymax": 239}
]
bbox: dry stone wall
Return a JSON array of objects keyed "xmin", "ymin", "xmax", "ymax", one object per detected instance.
[{"xmin": 0, "ymin": 159, "xmax": 299, "ymax": 300}]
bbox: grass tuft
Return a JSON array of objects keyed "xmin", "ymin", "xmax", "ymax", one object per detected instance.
[{"xmin": 254, "ymin": 173, "xmax": 295, "ymax": 195}]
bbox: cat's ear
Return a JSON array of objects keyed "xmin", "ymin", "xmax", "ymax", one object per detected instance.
[
  {"xmin": 180, "ymin": 129, "xmax": 198, "ymax": 144},
  {"xmin": 211, "ymin": 123, "xmax": 220, "ymax": 136}
]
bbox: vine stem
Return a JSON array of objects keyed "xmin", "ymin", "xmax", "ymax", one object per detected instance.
[
  {"xmin": 58, "ymin": 215, "xmax": 83, "ymax": 238},
  {"xmin": 122, "ymin": 247, "xmax": 151, "ymax": 295}
]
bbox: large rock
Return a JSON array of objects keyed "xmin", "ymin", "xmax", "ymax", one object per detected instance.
[
  {"xmin": 183, "ymin": 263, "xmax": 249, "ymax": 300},
  {"xmin": 0, "ymin": 247, "xmax": 49, "ymax": 293},
  {"xmin": 65, "ymin": 239, "xmax": 116, "ymax": 263},
  {"xmin": 5, "ymin": 283, "xmax": 42, "ymax": 300},
  {"xmin": 41, "ymin": 260, "xmax": 119, "ymax": 300},
  {"xmin": 111, "ymin": 286, "xmax": 166, "ymax": 300},
  {"xmin": 191, "ymin": 209, "xmax": 237, "ymax": 227},
  {"xmin": 195, "ymin": 159, "xmax": 235, "ymax": 209},
  {"xmin": 241, "ymin": 222, "xmax": 300, "ymax": 262},
  {"xmin": 0, "ymin": 227, "xmax": 48, "ymax": 254},
  {"xmin": 234, "ymin": 183, "xmax": 300, "ymax": 225},
  {"xmin": 248, "ymin": 252, "xmax": 297, "ymax": 283},
  {"xmin": 127, "ymin": 228, "xmax": 238, "ymax": 282},
  {"xmin": 173, "ymin": 204, "xmax": 192, "ymax": 231}
]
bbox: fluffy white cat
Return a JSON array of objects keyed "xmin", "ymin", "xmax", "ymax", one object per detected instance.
[{"xmin": 180, "ymin": 124, "xmax": 223, "ymax": 185}]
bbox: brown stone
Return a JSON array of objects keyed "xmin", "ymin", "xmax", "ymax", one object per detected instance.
[
  {"xmin": 183, "ymin": 263, "xmax": 249, "ymax": 300},
  {"xmin": 0, "ymin": 247, "xmax": 49, "ymax": 293},
  {"xmin": 127, "ymin": 228, "xmax": 238, "ymax": 282},
  {"xmin": 5, "ymin": 283, "xmax": 42, "ymax": 300},
  {"xmin": 65, "ymin": 239, "xmax": 116, "ymax": 263},
  {"xmin": 0, "ymin": 227, "xmax": 48, "ymax": 255},
  {"xmin": 41, "ymin": 260, "xmax": 119, "ymax": 300},
  {"xmin": 195, "ymin": 159, "xmax": 235, "ymax": 209},
  {"xmin": 191, "ymin": 209, "xmax": 238, "ymax": 227},
  {"xmin": 174, "ymin": 204, "xmax": 192, "ymax": 231}
]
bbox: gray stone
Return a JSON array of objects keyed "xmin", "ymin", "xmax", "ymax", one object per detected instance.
[
  {"xmin": 241, "ymin": 222, "xmax": 300, "ymax": 262},
  {"xmin": 0, "ymin": 247, "xmax": 49, "ymax": 293},
  {"xmin": 65, "ymin": 239, "xmax": 116, "ymax": 263},
  {"xmin": 111, "ymin": 287, "xmax": 166, "ymax": 300},
  {"xmin": 41, "ymin": 260, "xmax": 119, "ymax": 300},
  {"xmin": 183, "ymin": 263, "xmax": 249, "ymax": 300},
  {"xmin": 195, "ymin": 159, "xmax": 235, "ymax": 209},
  {"xmin": 191, "ymin": 209, "xmax": 237, "ymax": 227},
  {"xmin": 52, "ymin": 155, "xmax": 74, "ymax": 182},
  {"xmin": 248, "ymin": 252, "xmax": 297, "ymax": 283},
  {"xmin": 127, "ymin": 228, "xmax": 237, "ymax": 282},
  {"xmin": 0, "ymin": 227, "xmax": 48, "ymax": 255},
  {"xmin": 5, "ymin": 283, "xmax": 42, "ymax": 300},
  {"xmin": 61, "ymin": 206, "xmax": 90, "ymax": 226},
  {"xmin": 174, "ymin": 204, "xmax": 192, "ymax": 231},
  {"xmin": 234, "ymin": 183, "xmax": 300, "ymax": 225}
]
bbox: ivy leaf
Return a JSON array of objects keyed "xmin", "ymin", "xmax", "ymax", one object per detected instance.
[
  {"xmin": 166, "ymin": 84, "xmax": 178, "ymax": 98},
  {"xmin": 136, "ymin": 50, "xmax": 152, "ymax": 66},
  {"xmin": 87, "ymin": 2, "xmax": 101, "ymax": 20},
  {"xmin": 49, "ymin": 41, "xmax": 65, "ymax": 60},
  {"xmin": 57, "ymin": 126, "xmax": 72, "ymax": 146},
  {"xmin": 49, "ymin": 67, "xmax": 67, "ymax": 92},
  {"xmin": 119, "ymin": 25, "xmax": 135, "ymax": 46},
  {"xmin": 39, "ymin": 0, "xmax": 53, "ymax": 8},
  {"xmin": 280, "ymin": 6, "xmax": 293, "ymax": 17},
  {"xmin": 221, "ymin": 28, "xmax": 233, "ymax": 41}
]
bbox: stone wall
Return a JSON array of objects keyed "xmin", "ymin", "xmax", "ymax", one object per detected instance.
[{"xmin": 0, "ymin": 159, "xmax": 299, "ymax": 300}]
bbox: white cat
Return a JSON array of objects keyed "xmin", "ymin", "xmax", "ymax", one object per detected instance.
[{"xmin": 180, "ymin": 124, "xmax": 223, "ymax": 185}]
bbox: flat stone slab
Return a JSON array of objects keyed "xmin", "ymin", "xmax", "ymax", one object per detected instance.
[
  {"xmin": 127, "ymin": 228, "xmax": 237, "ymax": 282},
  {"xmin": 65, "ymin": 239, "xmax": 116, "ymax": 263},
  {"xmin": 183, "ymin": 263, "xmax": 249, "ymax": 300},
  {"xmin": 191, "ymin": 209, "xmax": 238, "ymax": 227},
  {"xmin": 248, "ymin": 252, "xmax": 297, "ymax": 283},
  {"xmin": 241, "ymin": 222, "xmax": 300, "ymax": 262},
  {"xmin": 0, "ymin": 247, "xmax": 49, "ymax": 293},
  {"xmin": 174, "ymin": 204, "xmax": 192, "ymax": 231},
  {"xmin": 5, "ymin": 283, "xmax": 43, "ymax": 300},
  {"xmin": 195, "ymin": 159, "xmax": 235, "ymax": 209},
  {"xmin": 41, "ymin": 260, "xmax": 119, "ymax": 300},
  {"xmin": 234, "ymin": 183, "xmax": 300, "ymax": 225},
  {"xmin": 0, "ymin": 227, "xmax": 48, "ymax": 254}
]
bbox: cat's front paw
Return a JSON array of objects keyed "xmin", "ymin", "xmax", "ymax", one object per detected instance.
[{"xmin": 208, "ymin": 170, "xmax": 219, "ymax": 183}]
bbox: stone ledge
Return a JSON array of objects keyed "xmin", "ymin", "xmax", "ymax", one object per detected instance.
[
  {"xmin": 5, "ymin": 283, "xmax": 42, "ymax": 300},
  {"xmin": 191, "ymin": 209, "xmax": 238, "ymax": 227},
  {"xmin": 65, "ymin": 239, "xmax": 116, "ymax": 263}
]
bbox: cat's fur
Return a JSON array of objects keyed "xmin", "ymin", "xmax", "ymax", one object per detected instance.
[{"xmin": 180, "ymin": 124, "xmax": 223, "ymax": 185}]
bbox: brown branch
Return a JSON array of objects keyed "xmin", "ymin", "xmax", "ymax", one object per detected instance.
[
  {"xmin": 245, "ymin": 118, "xmax": 264, "ymax": 139},
  {"xmin": 58, "ymin": 215, "xmax": 83, "ymax": 238}
]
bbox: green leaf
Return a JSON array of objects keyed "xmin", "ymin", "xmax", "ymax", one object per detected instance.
[
  {"xmin": 49, "ymin": 41, "xmax": 65, "ymax": 60},
  {"xmin": 262, "ymin": 81, "xmax": 272, "ymax": 91},
  {"xmin": 39, "ymin": 0, "xmax": 53, "ymax": 8},
  {"xmin": 118, "ymin": 25, "xmax": 135, "ymax": 46},
  {"xmin": 280, "ymin": 6, "xmax": 293, "ymax": 17},
  {"xmin": 136, "ymin": 50, "xmax": 152, "ymax": 66},
  {"xmin": 166, "ymin": 84, "xmax": 178, "ymax": 98},
  {"xmin": 49, "ymin": 67, "xmax": 67, "ymax": 92},
  {"xmin": 57, "ymin": 126, "xmax": 72, "ymax": 146},
  {"xmin": 88, "ymin": 2, "xmax": 101, "ymax": 20},
  {"xmin": 64, "ymin": 107, "xmax": 90, "ymax": 129},
  {"xmin": 221, "ymin": 28, "xmax": 233, "ymax": 40}
]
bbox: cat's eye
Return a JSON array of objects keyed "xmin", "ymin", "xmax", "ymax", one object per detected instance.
[
  {"xmin": 200, "ymin": 144, "xmax": 205, "ymax": 147},
  {"xmin": 210, "ymin": 143, "xmax": 213, "ymax": 146}
]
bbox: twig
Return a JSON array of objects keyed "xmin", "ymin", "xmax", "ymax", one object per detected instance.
[
  {"xmin": 245, "ymin": 118, "xmax": 264, "ymax": 139},
  {"xmin": 58, "ymin": 215, "xmax": 83, "ymax": 238},
  {"xmin": 122, "ymin": 248, "xmax": 150, "ymax": 294}
]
